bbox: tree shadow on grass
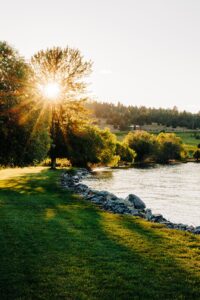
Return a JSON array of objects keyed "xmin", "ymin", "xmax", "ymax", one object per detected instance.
[{"xmin": 0, "ymin": 169, "xmax": 200, "ymax": 299}]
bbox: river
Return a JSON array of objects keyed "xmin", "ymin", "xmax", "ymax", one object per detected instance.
[{"xmin": 82, "ymin": 163, "xmax": 200, "ymax": 226}]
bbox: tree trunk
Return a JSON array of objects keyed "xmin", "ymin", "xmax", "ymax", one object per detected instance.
[{"xmin": 51, "ymin": 157, "xmax": 56, "ymax": 170}]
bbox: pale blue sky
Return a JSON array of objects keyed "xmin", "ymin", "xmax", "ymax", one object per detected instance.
[{"xmin": 1, "ymin": 0, "xmax": 200, "ymax": 112}]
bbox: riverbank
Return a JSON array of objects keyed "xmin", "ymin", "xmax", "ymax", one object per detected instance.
[
  {"xmin": 61, "ymin": 168, "xmax": 200, "ymax": 234},
  {"xmin": 0, "ymin": 167, "xmax": 200, "ymax": 299}
]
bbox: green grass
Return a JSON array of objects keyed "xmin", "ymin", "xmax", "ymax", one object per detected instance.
[
  {"xmin": 175, "ymin": 132, "xmax": 200, "ymax": 154},
  {"xmin": 175, "ymin": 132, "xmax": 200, "ymax": 146},
  {"xmin": 115, "ymin": 131, "xmax": 129, "ymax": 141},
  {"xmin": 0, "ymin": 167, "xmax": 200, "ymax": 299}
]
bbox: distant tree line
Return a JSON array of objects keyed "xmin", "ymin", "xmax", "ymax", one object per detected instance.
[{"xmin": 87, "ymin": 101, "xmax": 200, "ymax": 130}]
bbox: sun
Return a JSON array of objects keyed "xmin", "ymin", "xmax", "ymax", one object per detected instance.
[{"xmin": 40, "ymin": 82, "xmax": 61, "ymax": 100}]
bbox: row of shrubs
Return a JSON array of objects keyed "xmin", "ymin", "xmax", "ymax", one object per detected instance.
[
  {"xmin": 53, "ymin": 126, "xmax": 188, "ymax": 167},
  {"xmin": 118, "ymin": 130, "xmax": 187, "ymax": 164}
]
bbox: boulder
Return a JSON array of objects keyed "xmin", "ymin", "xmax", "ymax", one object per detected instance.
[
  {"xmin": 151, "ymin": 214, "xmax": 165, "ymax": 223},
  {"xmin": 145, "ymin": 209, "xmax": 152, "ymax": 221},
  {"xmin": 90, "ymin": 195, "xmax": 105, "ymax": 204},
  {"xmin": 74, "ymin": 183, "xmax": 88, "ymax": 193},
  {"xmin": 125, "ymin": 194, "xmax": 146, "ymax": 209},
  {"xmin": 72, "ymin": 175, "xmax": 80, "ymax": 182}
]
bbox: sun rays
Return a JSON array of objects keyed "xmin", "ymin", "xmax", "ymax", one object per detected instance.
[{"xmin": 40, "ymin": 82, "xmax": 61, "ymax": 100}]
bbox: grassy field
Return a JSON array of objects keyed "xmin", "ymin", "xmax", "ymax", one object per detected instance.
[
  {"xmin": 0, "ymin": 167, "xmax": 200, "ymax": 299},
  {"xmin": 175, "ymin": 132, "xmax": 200, "ymax": 153}
]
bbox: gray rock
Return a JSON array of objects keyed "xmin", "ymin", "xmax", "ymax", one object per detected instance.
[
  {"xmin": 115, "ymin": 198, "xmax": 126, "ymax": 204},
  {"xmin": 116, "ymin": 207, "xmax": 127, "ymax": 214},
  {"xmin": 128, "ymin": 208, "xmax": 140, "ymax": 216},
  {"xmin": 105, "ymin": 193, "xmax": 118, "ymax": 201},
  {"xmin": 96, "ymin": 191, "xmax": 110, "ymax": 196},
  {"xmin": 194, "ymin": 227, "xmax": 200, "ymax": 234},
  {"xmin": 145, "ymin": 209, "xmax": 152, "ymax": 221},
  {"xmin": 72, "ymin": 175, "xmax": 80, "ymax": 182},
  {"xmin": 74, "ymin": 183, "xmax": 89, "ymax": 193},
  {"xmin": 90, "ymin": 196, "xmax": 105, "ymax": 204},
  {"xmin": 125, "ymin": 194, "xmax": 146, "ymax": 209},
  {"xmin": 151, "ymin": 214, "xmax": 165, "ymax": 222}
]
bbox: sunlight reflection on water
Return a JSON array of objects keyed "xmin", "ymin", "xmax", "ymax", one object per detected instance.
[{"xmin": 82, "ymin": 163, "xmax": 200, "ymax": 226}]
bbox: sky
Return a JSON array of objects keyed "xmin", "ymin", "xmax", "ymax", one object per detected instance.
[{"xmin": 1, "ymin": 0, "xmax": 200, "ymax": 112}]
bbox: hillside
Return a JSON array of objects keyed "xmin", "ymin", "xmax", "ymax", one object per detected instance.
[{"xmin": 87, "ymin": 101, "xmax": 200, "ymax": 131}]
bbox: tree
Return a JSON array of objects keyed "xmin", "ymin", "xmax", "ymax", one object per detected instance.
[
  {"xmin": 123, "ymin": 130, "xmax": 156, "ymax": 162},
  {"xmin": 65, "ymin": 126, "xmax": 119, "ymax": 168},
  {"xmin": 86, "ymin": 101, "xmax": 200, "ymax": 131},
  {"xmin": 0, "ymin": 41, "xmax": 50, "ymax": 166},
  {"xmin": 156, "ymin": 133, "xmax": 185, "ymax": 163},
  {"xmin": 115, "ymin": 141, "xmax": 136, "ymax": 163},
  {"xmin": 30, "ymin": 47, "xmax": 92, "ymax": 168}
]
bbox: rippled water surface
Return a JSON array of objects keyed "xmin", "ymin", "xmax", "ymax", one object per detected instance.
[{"xmin": 82, "ymin": 163, "xmax": 200, "ymax": 226}]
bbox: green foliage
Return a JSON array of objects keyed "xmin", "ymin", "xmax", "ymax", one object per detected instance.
[
  {"xmin": 66, "ymin": 126, "xmax": 118, "ymax": 167},
  {"xmin": 0, "ymin": 41, "xmax": 50, "ymax": 166},
  {"xmin": 30, "ymin": 47, "xmax": 92, "ymax": 168},
  {"xmin": 31, "ymin": 47, "xmax": 92, "ymax": 101},
  {"xmin": 115, "ymin": 141, "xmax": 136, "ymax": 163},
  {"xmin": 123, "ymin": 130, "xmax": 186, "ymax": 163},
  {"xmin": 156, "ymin": 133, "xmax": 185, "ymax": 163},
  {"xmin": 124, "ymin": 130, "xmax": 156, "ymax": 162},
  {"xmin": 87, "ymin": 101, "xmax": 200, "ymax": 130}
]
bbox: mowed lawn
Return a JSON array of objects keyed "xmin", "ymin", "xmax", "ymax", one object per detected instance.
[{"xmin": 0, "ymin": 168, "xmax": 200, "ymax": 299}]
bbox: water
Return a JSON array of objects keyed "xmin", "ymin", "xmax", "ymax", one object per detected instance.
[{"xmin": 82, "ymin": 163, "xmax": 200, "ymax": 226}]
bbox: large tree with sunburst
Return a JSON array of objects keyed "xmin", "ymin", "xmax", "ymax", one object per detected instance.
[{"xmin": 30, "ymin": 47, "xmax": 92, "ymax": 168}]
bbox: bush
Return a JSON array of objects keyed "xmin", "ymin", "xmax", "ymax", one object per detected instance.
[
  {"xmin": 123, "ymin": 131, "xmax": 156, "ymax": 162},
  {"xmin": 115, "ymin": 142, "xmax": 136, "ymax": 163},
  {"xmin": 66, "ymin": 126, "xmax": 119, "ymax": 167},
  {"xmin": 123, "ymin": 130, "xmax": 186, "ymax": 164},
  {"xmin": 155, "ymin": 133, "xmax": 185, "ymax": 163}
]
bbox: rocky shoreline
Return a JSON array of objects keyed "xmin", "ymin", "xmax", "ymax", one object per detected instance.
[{"xmin": 61, "ymin": 168, "xmax": 200, "ymax": 235}]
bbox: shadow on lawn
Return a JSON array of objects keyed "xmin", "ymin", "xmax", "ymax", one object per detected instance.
[{"xmin": 0, "ymin": 169, "xmax": 200, "ymax": 299}]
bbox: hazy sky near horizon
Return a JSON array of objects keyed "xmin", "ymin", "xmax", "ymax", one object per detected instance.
[{"xmin": 1, "ymin": 0, "xmax": 200, "ymax": 112}]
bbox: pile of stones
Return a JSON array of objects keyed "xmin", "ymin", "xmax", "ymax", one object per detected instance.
[{"xmin": 61, "ymin": 169, "xmax": 200, "ymax": 235}]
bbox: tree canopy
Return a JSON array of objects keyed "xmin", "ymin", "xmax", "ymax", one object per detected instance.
[{"xmin": 0, "ymin": 42, "xmax": 50, "ymax": 166}]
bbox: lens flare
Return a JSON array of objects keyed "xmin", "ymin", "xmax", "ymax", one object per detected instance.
[{"xmin": 40, "ymin": 82, "xmax": 61, "ymax": 100}]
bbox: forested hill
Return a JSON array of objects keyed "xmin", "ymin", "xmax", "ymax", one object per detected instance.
[{"xmin": 86, "ymin": 101, "xmax": 200, "ymax": 130}]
